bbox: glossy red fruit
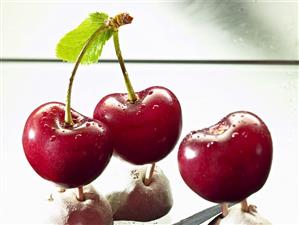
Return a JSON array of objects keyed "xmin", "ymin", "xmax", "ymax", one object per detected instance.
[
  {"xmin": 178, "ymin": 111, "xmax": 272, "ymax": 203},
  {"xmin": 93, "ymin": 86, "xmax": 182, "ymax": 165},
  {"xmin": 22, "ymin": 102, "xmax": 113, "ymax": 188}
]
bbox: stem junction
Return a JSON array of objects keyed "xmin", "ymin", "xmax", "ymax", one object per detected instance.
[
  {"xmin": 77, "ymin": 186, "xmax": 85, "ymax": 201},
  {"xmin": 144, "ymin": 163, "xmax": 156, "ymax": 186},
  {"xmin": 221, "ymin": 203, "xmax": 229, "ymax": 217},
  {"xmin": 112, "ymin": 30, "xmax": 137, "ymax": 102},
  {"xmin": 241, "ymin": 199, "xmax": 257, "ymax": 214}
]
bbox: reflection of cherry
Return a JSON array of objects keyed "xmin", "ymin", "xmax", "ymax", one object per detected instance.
[
  {"xmin": 178, "ymin": 111, "xmax": 273, "ymax": 203},
  {"xmin": 22, "ymin": 102, "xmax": 113, "ymax": 188},
  {"xmin": 94, "ymin": 86, "xmax": 182, "ymax": 165},
  {"xmin": 47, "ymin": 185, "xmax": 113, "ymax": 225},
  {"xmin": 107, "ymin": 166, "xmax": 173, "ymax": 221}
]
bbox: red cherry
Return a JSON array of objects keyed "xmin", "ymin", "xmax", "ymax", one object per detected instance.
[
  {"xmin": 22, "ymin": 102, "xmax": 113, "ymax": 188},
  {"xmin": 178, "ymin": 111, "xmax": 273, "ymax": 203},
  {"xmin": 93, "ymin": 86, "xmax": 182, "ymax": 165}
]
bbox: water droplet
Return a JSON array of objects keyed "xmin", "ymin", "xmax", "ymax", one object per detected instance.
[
  {"xmin": 41, "ymin": 116, "xmax": 47, "ymax": 121},
  {"xmin": 152, "ymin": 105, "xmax": 159, "ymax": 110},
  {"xmin": 75, "ymin": 134, "xmax": 82, "ymax": 140},
  {"xmin": 43, "ymin": 124, "xmax": 50, "ymax": 129},
  {"xmin": 242, "ymin": 131, "xmax": 248, "ymax": 138},
  {"xmin": 232, "ymin": 132, "xmax": 239, "ymax": 138},
  {"xmin": 207, "ymin": 142, "xmax": 215, "ymax": 148},
  {"xmin": 136, "ymin": 111, "xmax": 141, "ymax": 116},
  {"xmin": 50, "ymin": 135, "xmax": 56, "ymax": 142},
  {"xmin": 148, "ymin": 91, "xmax": 153, "ymax": 95},
  {"xmin": 86, "ymin": 122, "xmax": 91, "ymax": 127}
]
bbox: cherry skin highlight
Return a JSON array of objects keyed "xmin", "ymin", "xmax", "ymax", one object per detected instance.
[
  {"xmin": 22, "ymin": 102, "xmax": 113, "ymax": 188},
  {"xmin": 93, "ymin": 86, "xmax": 182, "ymax": 165},
  {"xmin": 178, "ymin": 111, "xmax": 273, "ymax": 203}
]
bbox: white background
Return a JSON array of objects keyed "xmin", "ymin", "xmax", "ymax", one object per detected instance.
[
  {"xmin": 1, "ymin": 1, "xmax": 298, "ymax": 224},
  {"xmin": 1, "ymin": 0, "xmax": 298, "ymax": 60}
]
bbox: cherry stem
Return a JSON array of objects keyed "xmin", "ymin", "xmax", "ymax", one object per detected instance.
[
  {"xmin": 64, "ymin": 13, "xmax": 133, "ymax": 124},
  {"xmin": 77, "ymin": 186, "xmax": 85, "ymax": 201},
  {"xmin": 241, "ymin": 199, "xmax": 249, "ymax": 212},
  {"xmin": 221, "ymin": 203, "xmax": 229, "ymax": 217},
  {"xmin": 64, "ymin": 25, "xmax": 109, "ymax": 125},
  {"xmin": 144, "ymin": 162, "xmax": 156, "ymax": 186},
  {"xmin": 112, "ymin": 30, "xmax": 137, "ymax": 103}
]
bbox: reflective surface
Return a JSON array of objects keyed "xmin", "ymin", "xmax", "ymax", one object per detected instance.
[
  {"xmin": 0, "ymin": 62, "xmax": 298, "ymax": 224},
  {"xmin": 1, "ymin": 0, "xmax": 298, "ymax": 224}
]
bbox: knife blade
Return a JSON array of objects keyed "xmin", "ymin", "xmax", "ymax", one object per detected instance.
[{"xmin": 172, "ymin": 203, "xmax": 234, "ymax": 225}]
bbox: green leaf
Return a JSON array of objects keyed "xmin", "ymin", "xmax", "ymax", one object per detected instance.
[{"xmin": 56, "ymin": 12, "xmax": 113, "ymax": 64}]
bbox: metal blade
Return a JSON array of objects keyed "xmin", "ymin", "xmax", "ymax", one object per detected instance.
[{"xmin": 173, "ymin": 203, "xmax": 234, "ymax": 225}]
